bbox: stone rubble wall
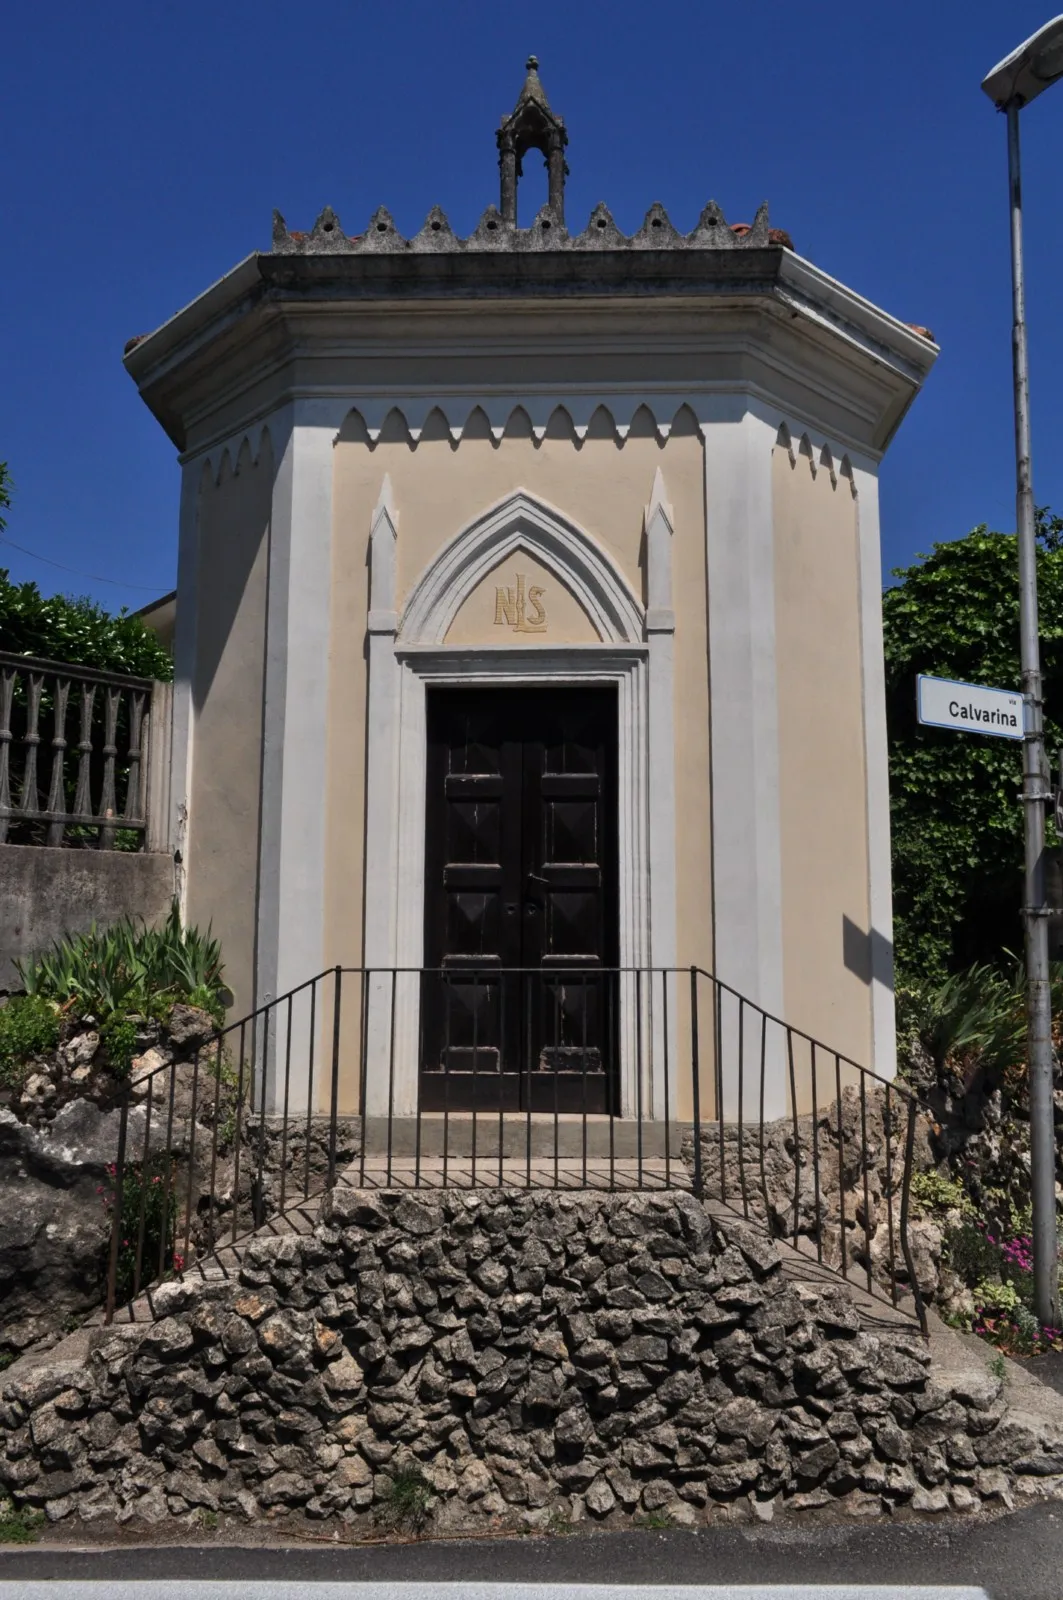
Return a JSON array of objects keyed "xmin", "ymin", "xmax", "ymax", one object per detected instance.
[
  {"xmin": 684, "ymin": 1083, "xmax": 942, "ymax": 1302},
  {"xmin": 2, "ymin": 1189, "xmax": 1062, "ymax": 1533}
]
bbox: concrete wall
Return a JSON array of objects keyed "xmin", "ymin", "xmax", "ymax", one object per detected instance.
[
  {"xmin": 0, "ymin": 846, "xmax": 176, "ymax": 991},
  {"xmin": 186, "ymin": 435, "xmax": 273, "ymax": 1016},
  {"xmin": 772, "ymin": 444, "xmax": 873, "ymax": 1070}
]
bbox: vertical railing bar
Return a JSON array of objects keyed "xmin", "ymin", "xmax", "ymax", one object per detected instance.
[
  {"xmin": 328, "ymin": 967, "xmax": 342, "ymax": 1190},
  {"xmin": 471, "ymin": 970, "xmax": 479, "ymax": 1191},
  {"xmin": 860, "ymin": 1073, "xmax": 873, "ymax": 1294},
  {"xmin": 884, "ymin": 1082, "xmax": 898, "ymax": 1306},
  {"xmin": 900, "ymin": 1098, "xmax": 928, "ymax": 1337},
  {"xmin": 358, "ymin": 971, "xmax": 370, "ymax": 1190},
  {"xmin": 208, "ymin": 1037, "xmax": 223, "ymax": 1257},
  {"xmin": 104, "ymin": 1099, "xmax": 129, "ymax": 1326},
  {"xmin": 255, "ymin": 1008, "xmax": 270, "ymax": 1229},
  {"xmin": 182, "ymin": 1042, "xmax": 201, "ymax": 1269},
  {"xmin": 279, "ymin": 997, "xmax": 294, "ymax": 1216},
  {"xmin": 98, "ymin": 686, "xmax": 119, "ymax": 848},
  {"xmin": 18, "ymin": 672, "xmax": 43, "ymax": 822},
  {"xmin": 810, "ymin": 1041, "xmax": 823, "ymax": 1265},
  {"xmin": 715, "ymin": 979, "xmax": 726, "ymax": 1205},
  {"xmin": 758, "ymin": 1013, "xmax": 770, "ymax": 1228},
  {"xmin": 132, "ymin": 1075, "xmax": 154, "ymax": 1300},
  {"xmin": 787, "ymin": 1028, "xmax": 801, "ymax": 1252},
  {"xmin": 580, "ymin": 972, "xmax": 589, "ymax": 1189},
  {"xmin": 442, "ymin": 974, "xmax": 451, "ymax": 1190},
  {"xmin": 415, "ymin": 969, "xmax": 425, "ymax": 1191},
  {"xmin": 525, "ymin": 972, "xmax": 533, "ymax": 1189},
  {"xmin": 662, "ymin": 971, "xmax": 671, "ymax": 1190},
  {"xmin": 231, "ymin": 1022, "xmax": 246, "ymax": 1245},
  {"xmin": 304, "ymin": 980, "xmax": 317, "ymax": 1202},
  {"xmin": 737, "ymin": 998, "xmax": 748, "ymax": 1218},
  {"xmin": 121, "ymin": 689, "xmax": 146, "ymax": 826},
  {"xmin": 45, "ymin": 675, "xmax": 70, "ymax": 846},
  {"xmin": 635, "ymin": 969, "xmax": 644, "ymax": 1189},
  {"xmin": 608, "ymin": 968, "xmax": 616, "ymax": 1192},
  {"xmin": 156, "ymin": 1061, "xmax": 178, "ymax": 1284},
  {"xmin": 72, "ymin": 682, "xmax": 95, "ymax": 822},
  {"xmin": 498, "ymin": 968, "xmax": 506, "ymax": 1188},
  {"xmin": 0, "ymin": 666, "xmax": 16, "ymax": 844},
  {"xmin": 835, "ymin": 1053, "xmax": 848, "ymax": 1279},
  {"xmin": 689, "ymin": 968, "xmax": 703, "ymax": 1199},
  {"xmin": 554, "ymin": 979, "xmax": 562, "ymax": 1191},
  {"xmin": 387, "ymin": 970, "xmax": 397, "ymax": 1189}
]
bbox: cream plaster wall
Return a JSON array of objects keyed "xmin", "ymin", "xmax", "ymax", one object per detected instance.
[
  {"xmin": 324, "ymin": 405, "xmax": 713, "ymax": 997},
  {"xmin": 187, "ymin": 437, "xmax": 272, "ymax": 1015},
  {"xmin": 772, "ymin": 445, "xmax": 873, "ymax": 1075}
]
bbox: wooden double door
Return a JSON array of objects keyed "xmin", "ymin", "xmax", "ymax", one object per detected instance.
[{"xmin": 422, "ymin": 686, "xmax": 619, "ymax": 1112}]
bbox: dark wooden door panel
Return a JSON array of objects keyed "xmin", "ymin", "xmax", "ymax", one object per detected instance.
[{"xmin": 422, "ymin": 687, "xmax": 617, "ymax": 1112}]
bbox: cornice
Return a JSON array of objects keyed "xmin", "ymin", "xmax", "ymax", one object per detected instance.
[{"xmin": 128, "ymin": 246, "xmax": 936, "ymax": 462}]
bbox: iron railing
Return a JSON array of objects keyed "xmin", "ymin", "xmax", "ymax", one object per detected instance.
[
  {"xmin": 0, "ymin": 651, "xmax": 170, "ymax": 849},
  {"xmin": 103, "ymin": 965, "xmax": 929, "ymax": 1334}
]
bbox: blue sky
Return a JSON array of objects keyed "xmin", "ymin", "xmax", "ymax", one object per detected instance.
[{"xmin": 2, "ymin": 1, "xmax": 1062, "ymax": 611}]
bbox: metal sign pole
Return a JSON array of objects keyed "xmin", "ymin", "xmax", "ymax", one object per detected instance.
[{"xmin": 1007, "ymin": 96, "xmax": 1060, "ymax": 1329}]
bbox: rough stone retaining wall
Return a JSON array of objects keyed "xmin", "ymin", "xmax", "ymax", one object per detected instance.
[{"xmin": 2, "ymin": 1188, "xmax": 1062, "ymax": 1533}]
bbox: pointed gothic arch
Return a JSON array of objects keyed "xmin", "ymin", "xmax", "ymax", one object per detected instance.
[{"xmin": 398, "ymin": 490, "xmax": 643, "ymax": 647}]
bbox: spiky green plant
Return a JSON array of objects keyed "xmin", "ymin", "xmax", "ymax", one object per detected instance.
[
  {"xmin": 16, "ymin": 902, "xmax": 225, "ymax": 1022},
  {"xmin": 900, "ymin": 963, "xmax": 1024, "ymax": 1079}
]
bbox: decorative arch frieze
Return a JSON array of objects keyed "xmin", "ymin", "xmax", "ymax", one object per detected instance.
[
  {"xmin": 774, "ymin": 419, "xmax": 857, "ymax": 497},
  {"xmin": 195, "ymin": 419, "xmax": 272, "ymax": 486},
  {"xmin": 397, "ymin": 491, "xmax": 644, "ymax": 647},
  {"xmin": 339, "ymin": 396, "xmax": 702, "ymax": 448}
]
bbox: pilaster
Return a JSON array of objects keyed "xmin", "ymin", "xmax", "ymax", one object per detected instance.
[
  {"xmin": 255, "ymin": 401, "xmax": 336, "ymax": 1107},
  {"xmin": 170, "ymin": 459, "xmax": 203, "ymax": 915},
  {"xmin": 849, "ymin": 455, "xmax": 897, "ymax": 1079},
  {"xmin": 700, "ymin": 400, "xmax": 786, "ymax": 1117}
]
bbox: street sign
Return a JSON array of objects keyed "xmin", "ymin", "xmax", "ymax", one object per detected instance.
[{"xmin": 916, "ymin": 674, "xmax": 1024, "ymax": 740}]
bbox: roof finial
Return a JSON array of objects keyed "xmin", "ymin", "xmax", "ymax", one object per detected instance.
[{"xmin": 497, "ymin": 56, "xmax": 569, "ymax": 226}]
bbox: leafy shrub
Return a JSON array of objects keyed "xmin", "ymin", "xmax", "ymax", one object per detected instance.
[
  {"xmin": 17, "ymin": 903, "xmax": 225, "ymax": 1023},
  {"xmin": 884, "ymin": 518, "xmax": 1063, "ymax": 980},
  {"xmin": 910, "ymin": 1170, "xmax": 971, "ymax": 1216},
  {"xmin": 100, "ymin": 1014, "xmax": 139, "ymax": 1077},
  {"xmin": 898, "ymin": 964, "xmax": 1024, "ymax": 1082},
  {"xmin": 377, "ymin": 1465, "xmax": 431, "ymax": 1531},
  {"xmin": 944, "ymin": 1218, "xmax": 1002, "ymax": 1290},
  {"xmin": 975, "ymin": 1278, "xmax": 1021, "ymax": 1315},
  {"xmin": 0, "ymin": 996, "xmax": 60, "ymax": 1089},
  {"xmin": 0, "ymin": 1501, "xmax": 44, "ymax": 1544},
  {"xmin": 0, "ymin": 568, "xmax": 172, "ymax": 681}
]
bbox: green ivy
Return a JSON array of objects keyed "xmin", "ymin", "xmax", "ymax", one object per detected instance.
[
  {"xmin": 884, "ymin": 513, "xmax": 1063, "ymax": 982},
  {"xmin": 0, "ymin": 568, "xmax": 172, "ymax": 681}
]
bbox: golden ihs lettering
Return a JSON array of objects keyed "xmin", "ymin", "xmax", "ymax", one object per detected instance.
[{"xmin": 493, "ymin": 573, "xmax": 547, "ymax": 633}]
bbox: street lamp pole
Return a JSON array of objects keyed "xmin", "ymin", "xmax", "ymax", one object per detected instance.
[
  {"xmin": 983, "ymin": 17, "xmax": 1063, "ymax": 1330},
  {"xmin": 1006, "ymin": 96, "xmax": 1058, "ymax": 1330}
]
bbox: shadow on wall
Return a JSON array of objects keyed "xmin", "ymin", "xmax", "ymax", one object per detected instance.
[{"xmin": 842, "ymin": 914, "xmax": 893, "ymax": 990}]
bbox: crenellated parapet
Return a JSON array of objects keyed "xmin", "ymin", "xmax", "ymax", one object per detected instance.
[{"xmin": 271, "ymin": 197, "xmax": 794, "ymax": 256}]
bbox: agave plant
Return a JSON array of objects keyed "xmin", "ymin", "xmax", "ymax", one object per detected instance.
[{"xmin": 908, "ymin": 963, "xmax": 1025, "ymax": 1080}]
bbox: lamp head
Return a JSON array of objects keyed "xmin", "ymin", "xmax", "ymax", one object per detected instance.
[{"xmin": 983, "ymin": 15, "xmax": 1063, "ymax": 107}]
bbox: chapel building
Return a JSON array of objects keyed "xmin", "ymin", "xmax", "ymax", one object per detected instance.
[{"xmin": 125, "ymin": 60, "xmax": 937, "ymax": 1124}]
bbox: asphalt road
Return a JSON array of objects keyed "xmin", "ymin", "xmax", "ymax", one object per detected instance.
[{"xmin": 1, "ymin": 1504, "xmax": 1062, "ymax": 1600}]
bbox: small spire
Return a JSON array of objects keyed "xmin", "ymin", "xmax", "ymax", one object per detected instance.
[
  {"xmin": 520, "ymin": 55, "xmax": 549, "ymax": 107},
  {"xmin": 496, "ymin": 56, "xmax": 569, "ymax": 225}
]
